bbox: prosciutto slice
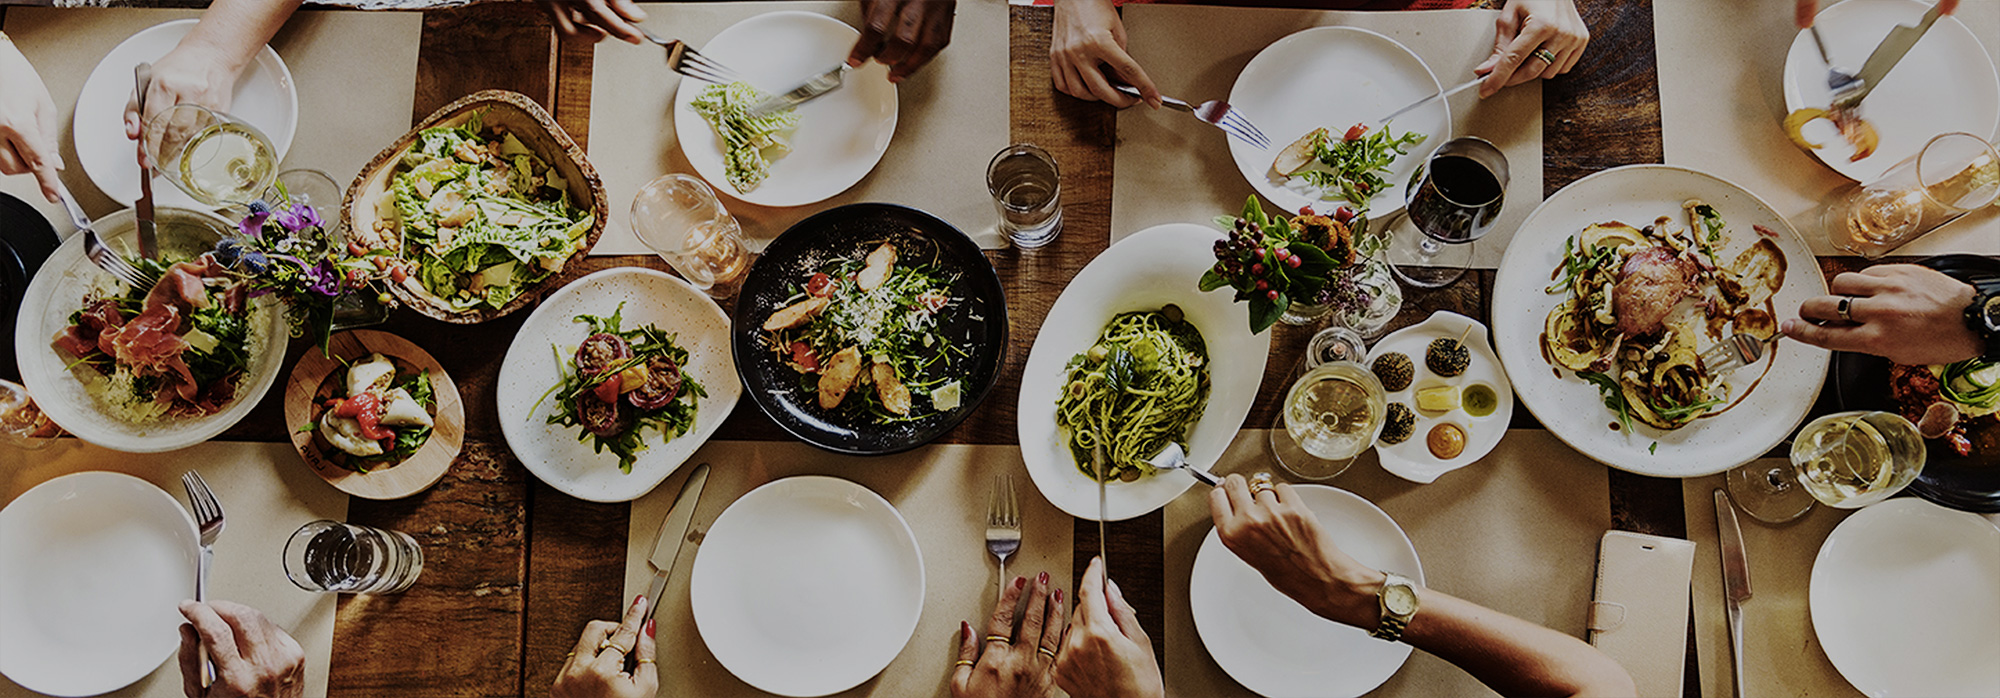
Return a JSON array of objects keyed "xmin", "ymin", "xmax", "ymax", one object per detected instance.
[{"xmin": 54, "ymin": 253, "xmax": 240, "ymax": 415}]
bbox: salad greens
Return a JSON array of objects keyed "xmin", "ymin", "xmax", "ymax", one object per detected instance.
[
  {"xmin": 690, "ymin": 82, "xmax": 799, "ymax": 194},
  {"xmin": 1289, "ymin": 125, "xmax": 1427, "ymax": 205},
  {"xmin": 538, "ymin": 303, "xmax": 706, "ymax": 473},
  {"xmin": 771, "ymin": 246, "xmax": 963, "ymax": 422},
  {"xmin": 390, "ymin": 111, "xmax": 593, "ymax": 313}
]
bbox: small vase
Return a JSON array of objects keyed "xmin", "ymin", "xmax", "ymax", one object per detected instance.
[
  {"xmin": 1280, "ymin": 299, "xmax": 1334, "ymax": 326},
  {"xmin": 1328, "ymin": 258, "xmax": 1402, "ymax": 338}
]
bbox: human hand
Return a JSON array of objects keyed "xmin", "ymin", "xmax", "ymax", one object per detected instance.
[
  {"xmin": 122, "ymin": 43, "xmax": 240, "ymax": 160},
  {"xmin": 950, "ymin": 572, "xmax": 1065, "ymax": 698},
  {"xmin": 1783, "ymin": 264, "xmax": 1982, "ymax": 365},
  {"xmin": 0, "ymin": 36, "xmax": 63, "ymax": 203},
  {"xmin": 551, "ymin": 595, "xmax": 659, "ymax": 698},
  {"xmin": 176, "ymin": 600, "xmax": 306, "ymax": 698},
  {"xmin": 1052, "ymin": 557, "xmax": 1162, "ymax": 698},
  {"xmin": 1050, "ymin": 0, "xmax": 1159, "ymax": 109},
  {"xmin": 1475, "ymin": 0, "xmax": 1590, "ymax": 98},
  {"xmin": 1797, "ymin": 0, "xmax": 1958, "ymax": 27},
  {"xmin": 1208, "ymin": 473, "xmax": 1381, "ymax": 628},
  {"xmin": 848, "ymin": 0, "xmax": 956, "ymax": 83},
  {"xmin": 539, "ymin": 0, "xmax": 648, "ymax": 44}
]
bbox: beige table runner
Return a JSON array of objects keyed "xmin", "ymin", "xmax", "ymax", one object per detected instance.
[
  {"xmin": 0, "ymin": 8, "xmax": 421, "ymax": 226},
  {"xmin": 1112, "ymin": 5, "xmax": 1543, "ymax": 268},
  {"xmin": 587, "ymin": 0, "xmax": 1011, "ymax": 256},
  {"xmin": 0, "ymin": 441, "xmax": 347, "ymax": 698},
  {"xmin": 1656, "ymin": 0, "xmax": 2000, "ymax": 257},
  {"xmin": 621, "ymin": 440, "xmax": 1072, "ymax": 697},
  {"xmin": 1164, "ymin": 429, "xmax": 1608, "ymax": 697}
]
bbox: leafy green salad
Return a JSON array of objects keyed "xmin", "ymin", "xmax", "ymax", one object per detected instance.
[
  {"xmin": 537, "ymin": 303, "xmax": 706, "ymax": 473},
  {"xmin": 691, "ymin": 82, "xmax": 799, "ymax": 194},
  {"xmin": 1271, "ymin": 123, "xmax": 1426, "ymax": 206}
]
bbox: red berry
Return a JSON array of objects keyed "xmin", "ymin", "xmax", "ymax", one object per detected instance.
[
  {"xmin": 1255, "ymin": 280, "xmax": 1269, "ymax": 291},
  {"xmin": 1298, "ymin": 206, "xmax": 1313, "ymax": 216},
  {"xmin": 1287, "ymin": 256, "xmax": 1303, "ymax": 269},
  {"xmin": 1251, "ymin": 263, "xmax": 1266, "ymax": 276},
  {"xmin": 1252, "ymin": 247, "xmax": 1266, "ymax": 258},
  {"xmin": 1266, "ymin": 289, "xmax": 1281, "ymax": 301},
  {"xmin": 1334, "ymin": 206, "xmax": 1355, "ymax": 223}
]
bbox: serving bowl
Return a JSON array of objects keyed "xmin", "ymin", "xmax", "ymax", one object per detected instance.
[{"xmin": 284, "ymin": 329, "xmax": 464, "ymax": 500}]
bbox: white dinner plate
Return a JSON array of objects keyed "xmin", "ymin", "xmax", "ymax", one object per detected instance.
[
  {"xmin": 1227, "ymin": 26, "xmax": 1450, "ymax": 218},
  {"xmin": 0, "ymin": 472, "xmax": 199, "ymax": 696},
  {"xmin": 74, "ymin": 20, "xmax": 297, "ymax": 209},
  {"xmin": 1783, "ymin": 0, "xmax": 1998, "ymax": 182},
  {"xmin": 1490, "ymin": 165, "xmax": 1830, "ymax": 477},
  {"xmin": 1810, "ymin": 498, "xmax": 2000, "ymax": 697},
  {"xmin": 496, "ymin": 268, "xmax": 740, "ymax": 503},
  {"xmin": 1018, "ymin": 223, "xmax": 1271, "ymax": 521},
  {"xmin": 673, "ymin": 11, "xmax": 897, "ymax": 208},
  {"xmin": 15, "ymin": 207, "xmax": 289, "ymax": 453},
  {"xmin": 1367, "ymin": 311, "xmax": 1513, "ymax": 484},
  {"xmin": 1190, "ymin": 485, "xmax": 1422, "ymax": 698},
  {"xmin": 691, "ymin": 476, "xmax": 924, "ymax": 697}
]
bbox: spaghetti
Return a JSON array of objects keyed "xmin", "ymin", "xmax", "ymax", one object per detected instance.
[{"xmin": 1056, "ymin": 307, "xmax": 1211, "ymax": 482}]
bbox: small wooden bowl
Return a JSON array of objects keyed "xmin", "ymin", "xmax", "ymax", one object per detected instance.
[
  {"xmin": 343, "ymin": 89, "xmax": 608, "ymax": 324},
  {"xmin": 284, "ymin": 330, "xmax": 465, "ymax": 500}
]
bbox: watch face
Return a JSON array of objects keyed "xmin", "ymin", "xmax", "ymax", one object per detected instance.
[
  {"xmin": 1984, "ymin": 295, "xmax": 2000, "ymax": 331},
  {"xmin": 1384, "ymin": 584, "xmax": 1418, "ymax": 615}
]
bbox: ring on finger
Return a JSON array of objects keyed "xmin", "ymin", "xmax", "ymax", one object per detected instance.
[
  {"xmin": 1531, "ymin": 48, "xmax": 1558, "ymax": 65},
  {"xmin": 984, "ymin": 634, "xmax": 1012, "ymax": 645},
  {"xmin": 1038, "ymin": 646, "xmax": 1058, "ymax": 660},
  {"xmin": 637, "ymin": 658, "xmax": 655, "ymax": 665},
  {"xmin": 1837, "ymin": 296, "xmax": 1855, "ymax": 323},
  {"xmin": 598, "ymin": 639, "xmax": 630, "ymax": 655},
  {"xmin": 956, "ymin": 659, "xmax": 976, "ymax": 667}
]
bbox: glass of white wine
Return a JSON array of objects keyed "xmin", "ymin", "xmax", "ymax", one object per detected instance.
[
  {"xmin": 143, "ymin": 104, "xmax": 279, "ymax": 206},
  {"xmin": 1269, "ymin": 360, "xmax": 1386, "ymax": 480},
  {"xmin": 631, "ymin": 173, "xmax": 751, "ymax": 299},
  {"xmin": 1725, "ymin": 410, "xmax": 1927, "ymax": 523}
]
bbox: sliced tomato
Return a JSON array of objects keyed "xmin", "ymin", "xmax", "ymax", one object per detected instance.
[
  {"xmin": 591, "ymin": 376, "xmax": 623, "ymax": 404},
  {"xmin": 806, "ymin": 272, "xmax": 837, "ymax": 298},
  {"xmin": 790, "ymin": 342, "xmax": 820, "ymax": 372},
  {"xmin": 1344, "ymin": 123, "xmax": 1368, "ymax": 141}
]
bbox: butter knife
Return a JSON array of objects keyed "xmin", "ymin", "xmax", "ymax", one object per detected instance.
[
  {"xmin": 1714, "ymin": 489, "xmax": 1752, "ymax": 698},
  {"xmin": 133, "ymin": 62, "xmax": 157, "ymax": 260},
  {"xmin": 643, "ymin": 463, "xmax": 710, "ymax": 616},
  {"xmin": 745, "ymin": 64, "xmax": 850, "ymax": 119},
  {"xmin": 1375, "ymin": 75, "xmax": 1482, "ymax": 126},
  {"xmin": 1837, "ymin": 1, "xmax": 1945, "ymax": 109}
]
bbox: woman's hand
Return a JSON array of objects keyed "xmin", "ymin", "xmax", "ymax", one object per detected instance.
[
  {"xmin": 1050, "ymin": 0, "xmax": 1159, "ymax": 109},
  {"xmin": 950, "ymin": 572, "xmax": 1064, "ymax": 698},
  {"xmin": 551, "ymin": 595, "xmax": 659, "ymax": 698},
  {"xmin": 122, "ymin": 43, "xmax": 240, "ymax": 152},
  {"xmin": 176, "ymin": 600, "xmax": 307, "ymax": 698},
  {"xmin": 1475, "ymin": 0, "xmax": 1590, "ymax": 98},
  {"xmin": 1208, "ymin": 474, "xmax": 1380, "ymax": 627},
  {"xmin": 0, "ymin": 36, "xmax": 63, "ymax": 203},
  {"xmin": 1053, "ymin": 557, "xmax": 1163, "ymax": 698},
  {"xmin": 539, "ymin": 0, "xmax": 648, "ymax": 45},
  {"xmin": 848, "ymin": 0, "xmax": 956, "ymax": 83},
  {"xmin": 1783, "ymin": 264, "xmax": 1983, "ymax": 365}
]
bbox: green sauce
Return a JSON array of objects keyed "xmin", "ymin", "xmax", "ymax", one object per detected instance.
[{"xmin": 1462, "ymin": 384, "xmax": 1498, "ymax": 417}]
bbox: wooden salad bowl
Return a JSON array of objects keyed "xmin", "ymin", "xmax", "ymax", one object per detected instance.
[
  {"xmin": 284, "ymin": 330, "xmax": 465, "ymax": 500},
  {"xmin": 343, "ymin": 89, "xmax": 608, "ymax": 323}
]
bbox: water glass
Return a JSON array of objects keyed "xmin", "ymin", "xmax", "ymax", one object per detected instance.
[
  {"xmin": 1825, "ymin": 132, "xmax": 1999, "ymax": 258},
  {"xmin": 987, "ymin": 144, "xmax": 1063, "ymax": 249},
  {"xmin": 630, "ymin": 174, "xmax": 750, "ymax": 299},
  {"xmin": 143, "ymin": 104, "xmax": 278, "ymax": 206},
  {"xmin": 284, "ymin": 520, "xmax": 424, "ymax": 594}
]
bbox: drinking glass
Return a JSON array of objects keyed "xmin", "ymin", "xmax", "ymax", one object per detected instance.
[
  {"xmin": 1385, "ymin": 137, "xmax": 1509, "ymax": 288},
  {"xmin": 1825, "ymin": 132, "xmax": 1999, "ymax": 258},
  {"xmin": 1269, "ymin": 360, "xmax": 1387, "ymax": 480},
  {"xmin": 1724, "ymin": 410, "xmax": 1926, "ymax": 523},
  {"xmin": 284, "ymin": 520, "xmax": 424, "ymax": 594},
  {"xmin": 987, "ymin": 144, "xmax": 1062, "ymax": 249},
  {"xmin": 630, "ymin": 173, "xmax": 750, "ymax": 299},
  {"xmin": 0, "ymin": 379, "xmax": 56, "ymax": 449},
  {"xmin": 142, "ymin": 104, "xmax": 279, "ymax": 206}
]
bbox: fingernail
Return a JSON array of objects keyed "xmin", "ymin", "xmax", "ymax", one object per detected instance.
[
  {"xmin": 1014, "ymin": 576, "xmax": 1027, "ymax": 590},
  {"xmin": 644, "ymin": 619, "xmax": 656, "ymax": 638},
  {"xmin": 962, "ymin": 620, "xmax": 972, "ymax": 637},
  {"xmin": 1054, "ymin": 589, "xmax": 1063, "ymax": 604},
  {"xmin": 1781, "ymin": 319, "xmax": 1795, "ymax": 333},
  {"xmin": 1038, "ymin": 571, "xmax": 1049, "ymax": 586}
]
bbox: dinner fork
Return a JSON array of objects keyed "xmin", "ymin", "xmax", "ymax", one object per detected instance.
[
  {"xmin": 637, "ymin": 27, "xmax": 742, "ymax": 85},
  {"xmin": 985, "ymin": 474, "xmax": 1022, "ymax": 589},
  {"xmin": 1113, "ymin": 85, "xmax": 1270, "ymax": 149},
  {"xmin": 1699, "ymin": 333, "xmax": 1774, "ymax": 375},
  {"xmin": 1806, "ymin": 25, "xmax": 1864, "ymax": 107},
  {"xmin": 83, "ymin": 230, "xmax": 154, "ymax": 290},
  {"xmin": 182, "ymin": 470, "xmax": 226, "ymax": 690}
]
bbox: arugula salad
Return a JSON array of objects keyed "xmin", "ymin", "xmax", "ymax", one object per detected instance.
[
  {"xmin": 537, "ymin": 303, "xmax": 705, "ymax": 473},
  {"xmin": 387, "ymin": 112, "xmax": 594, "ymax": 313},
  {"xmin": 691, "ymin": 82, "xmax": 799, "ymax": 194},
  {"xmin": 1270, "ymin": 123, "xmax": 1426, "ymax": 206},
  {"xmin": 761, "ymin": 242, "xmax": 964, "ymax": 421}
]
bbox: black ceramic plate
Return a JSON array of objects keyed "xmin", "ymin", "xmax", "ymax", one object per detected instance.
[
  {"xmin": 0, "ymin": 192, "xmax": 60, "ymax": 382},
  {"xmin": 731, "ymin": 203, "xmax": 1007, "ymax": 455},
  {"xmin": 1830, "ymin": 255, "xmax": 2000, "ymax": 513}
]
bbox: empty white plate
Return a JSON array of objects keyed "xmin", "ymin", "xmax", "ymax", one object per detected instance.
[
  {"xmin": 0, "ymin": 471, "xmax": 198, "ymax": 696},
  {"xmin": 690, "ymin": 476, "xmax": 924, "ymax": 697},
  {"xmin": 73, "ymin": 19, "xmax": 298, "ymax": 209},
  {"xmin": 1810, "ymin": 498, "xmax": 2000, "ymax": 698},
  {"xmin": 1189, "ymin": 485, "xmax": 1422, "ymax": 698},
  {"xmin": 673, "ymin": 11, "xmax": 897, "ymax": 208}
]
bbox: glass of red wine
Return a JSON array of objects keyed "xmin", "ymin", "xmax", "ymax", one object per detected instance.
[{"xmin": 1385, "ymin": 137, "xmax": 1508, "ymax": 288}]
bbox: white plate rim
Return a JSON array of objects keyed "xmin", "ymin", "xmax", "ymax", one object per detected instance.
[{"xmin": 1367, "ymin": 310, "xmax": 1514, "ymax": 484}]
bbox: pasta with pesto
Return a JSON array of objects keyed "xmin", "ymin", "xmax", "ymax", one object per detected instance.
[{"xmin": 1056, "ymin": 307, "xmax": 1211, "ymax": 482}]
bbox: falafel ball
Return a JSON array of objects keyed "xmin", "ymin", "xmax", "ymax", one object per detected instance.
[
  {"xmin": 1426, "ymin": 337, "xmax": 1471, "ymax": 377},
  {"xmin": 1371, "ymin": 352, "xmax": 1415, "ymax": 392},
  {"xmin": 1380, "ymin": 402, "xmax": 1417, "ymax": 445}
]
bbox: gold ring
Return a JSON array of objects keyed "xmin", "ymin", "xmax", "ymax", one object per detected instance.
[
  {"xmin": 1038, "ymin": 646, "xmax": 1058, "ymax": 660},
  {"xmin": 598, "ymin": 640, "xmax": 630, "ymax": 655},
  {"xmin": 1837, "ymin": 296, "xmax": 1855, "ymax": 322},
  {"xmin": 637, "ymin": 658, "xmax": 655, "ymax": 665},
  {"xmin": 956, "ymin": 659, "xmax": 976, "ymax": 667},
  {"xmin": 565, "ymin": 651, "xmax": 575, "ymax": 659},
  {"xmin": 1532, "ymin": 48, "xmax": 1557, "ymax": 64},
  {"xmin": 984, "ymin": 634, "xmax": 1011, "ymax": 644}
]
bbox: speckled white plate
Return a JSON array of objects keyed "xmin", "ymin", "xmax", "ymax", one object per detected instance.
[
  {"xmin": 495, "ymin": 268, "xmax": 739, "ymax": 502},
  {"xmin": 1366, "ymin": 311, "xmax": 1512, "ymax": 484}
]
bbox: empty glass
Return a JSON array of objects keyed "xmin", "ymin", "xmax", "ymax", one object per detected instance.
[
  {"xmin": 1386, "ymin": 137, "xmax": 1509, "ymax": 288},
  {"xmin": 142, "ymin": 104, "xmax": 279, "ymax": 206},
  {"xmin": 1825, "ymin": 132, "xmax": 1999, "ymax": 258},
  {"xmin": 630, "ymin": 174, "xmax": 750, "ymax": 299},
  {"xmin": 987, "ymin": 144, "xmax": 1063, "ymax": 249},
  {"xmin": 283, "ymin": 520, "xmax": 424, "ymax": 594}
]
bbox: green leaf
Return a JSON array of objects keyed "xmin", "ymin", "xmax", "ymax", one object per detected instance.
[
  {"xmin": 1198, "ymin": 269, "xmax": 1229, "ymax": 292},
  {"xmin": 1248, "ymin": 296, "xmax": 1280, "ymax": 334},
  {"xmin": 1243, "ymin": 196, "xmax": 1267, "ymax": 227}
]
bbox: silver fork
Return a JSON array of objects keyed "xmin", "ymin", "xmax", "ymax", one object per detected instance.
[
  {"xmin": 182, "ymin": 471, "xmax": 226, "ymax": 689},
  {"xmin": 83, "ymin": 230, "xmax": 153, "ymax": 289},
  {"xmin": 1113, "ymin": 84, "xmax": 1270, "ymax": 149},
  {"xmin": 985, "ymin": 474, "xmax": 1022, "ymax": 589},
  {"xmin": 1806, "ymin": 25, "xmax": 1864, "ymax": 107},
  {"xmin": 637, "ymin": 27, "xmax": 742, "ymax": 85}
]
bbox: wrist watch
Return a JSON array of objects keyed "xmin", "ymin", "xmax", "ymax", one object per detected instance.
[
  {"xmin": 1370, "ymin": 571, "xmax": 1420, "ymax": 642},
  {"xmin": 1965, "ymin": 283, "xmax": 2000, "ymax": 361}
]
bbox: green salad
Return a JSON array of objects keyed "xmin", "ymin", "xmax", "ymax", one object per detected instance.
[
  {"xmin": 389, "ymin": 112, "xmax": 593, "ymax": 313},
  {"xmin": 691, "ymin": 82, "xmax": 799, "ymax": 194},
  {"xmin": 536, "ymin": 303, "xmax": 705, "ymax": 474},
  {"xmin": 1271, "ymin": 122, "xmax": 1426, "ymax": 207},
  {"xmin": 762, "ymin": 242, "xmax": 964, "ymax": 422}
]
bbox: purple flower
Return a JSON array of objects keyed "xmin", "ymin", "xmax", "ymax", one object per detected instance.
[
  {"xmin": 272, "ymin": 203, "xmax": 323, "ymax": 233},
  {"xmin": 238, "ymin": 211, "xmax": 271, "ymax": 239},
  {"xmin": 302, "ymin": 259, "xmax": 342, "ymax": 297}
]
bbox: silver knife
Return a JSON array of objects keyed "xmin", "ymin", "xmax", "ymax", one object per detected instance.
[
  {"xmin": 1839, "ymin": 1, "xmax": 1945, "ymax": 108},
  {"xmin": 746, "ymin": 64, "xmax": 851, "ymax": 119},
  {"xmin": 133, "ymin": 62, "xmax": 158, "ymax": 260},
  {"xmin": 643, "ymin": 463, "xmax": 710, "ymax": 616},
  {"xmin": 1092, "ymin": 446, "xmax": 1108, "ymax": 577},
  {"xmin": 1714, "ymin": 489, "xmax": 1753, "ymax": 698},
  {"xmin": 1375, "ymin": 75, "xmax": 1482, "ymax": 126}
]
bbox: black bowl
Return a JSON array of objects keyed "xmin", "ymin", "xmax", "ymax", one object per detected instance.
[
  {"xmin": 731, "ymin": 203, "xmax": 1007, "ymax": 455},
  {"xmin": 1830, "ymin": 254, "xmax": 2000, "ymax": 513},
  {"xmin": 0, "ymin": 191, "xmax": 60, "ymax": 382}
]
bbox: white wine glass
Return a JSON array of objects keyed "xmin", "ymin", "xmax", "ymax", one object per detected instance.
[
  {"xmin": 630, "ymin": 173, "xmax": 750, "ymax": 299},
  {"xmin": 1269, "ymin": 359, "xmax": 1386, "ymax": 480},
  {"xmin": 1724, "ymin": 410, "xmax": 1927, "ymax": 523},
  {"xmin": 142, "ymin": 104, "xmax": 279, "ymax": 206}
]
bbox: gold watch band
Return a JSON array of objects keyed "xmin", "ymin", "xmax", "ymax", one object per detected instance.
[{"xmin": 1371, "ymin": 570, "xmax": 1418, "ymax": 642}]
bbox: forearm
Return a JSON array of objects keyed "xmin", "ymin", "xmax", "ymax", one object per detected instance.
[{"xmin": 177, "ymin": 0, "xmax": 302, "ymax": 73}]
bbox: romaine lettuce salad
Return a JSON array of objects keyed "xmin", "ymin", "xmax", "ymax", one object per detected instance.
[{"xmin": 690, "ymin": 82, "xmax": 799, "ymax": 194}]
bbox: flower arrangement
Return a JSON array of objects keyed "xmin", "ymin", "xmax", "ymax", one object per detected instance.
[
  {"xmin": 215, "ymin": 192, "xmax": 389, "ymax": 348},
  {"xmin": 1199, "ymin": 196, "xmax": 1389, "ymax": 334}
]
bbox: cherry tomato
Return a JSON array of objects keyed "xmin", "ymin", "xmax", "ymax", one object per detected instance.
[
  {"xmin": 591, "ymin": 376, "xmax": 623, "ymax": 404},
  {"xmin": 806, "ymin": 273, "xmax": 837, "ymax": 298},
  {"xmin": 1344, "ymin": 123, "xmax": 1368, "ymax": 141},
  {"xmin": 1333, "ymin": 206, "xmax": 1356, "ymax": 223},
  {"xmin": 790, "ymin": 342, "xmax": 820, "ymax": 372}
]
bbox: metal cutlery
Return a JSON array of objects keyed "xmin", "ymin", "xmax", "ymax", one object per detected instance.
[
  {"xmin": 985, "ymin": 473, "xmax": 1022, "ymax": 587},
  {"xmin": 1699, "ymin": 333, "xmax": 1774, "ymax": 376},
  {"xmin": 83, "ymin": 229, "xmax": 153, "ymax": 290},
  {"xmin": 1113, "ymin": 84, "xmax": 1269, "ymax": 149},
  {"xmin": 1714, "ymin": 488, "xmax": 1753, "ymax": 698},
  {"xmin": 1834, "ymin": 1, "xmax": 1945, "ymax": 110},
  {"xmin": 1807, "ymin": 26, "xmax": 1863, "ymax": 105},
  {"xmin": 1375, "ymin": 75, "xmax": 1482, "ymax": 126},
  {"xmin": 1145, "ymin": 442, "xmax": 1220, "ymax": 486},
  {"xmin": 747, "ymin": 64, "xmax": 851, "ymax": 119},
  {"xmin": 636, "ymin": 27, "xmax": 742, "ymax": 85},
  {"xmin": 133, "ymin": 62, "xmax": 157, "ymax": 261},
  {"xmin": 643, "ymin": 463, "xmax": 709, "ymax": 616},
  {"xmin": 182, "ymin": 470, "xmax": 227, "ymax": 690}
]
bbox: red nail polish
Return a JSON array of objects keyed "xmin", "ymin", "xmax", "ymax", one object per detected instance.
[
  {"xmin": 1054, "ymin": 589, "xmax": 1063, "ymax": 604},
  {"xmin": 1038, "ymin": 571, "xmax": 1049, "ymax": 585},
  {"xmin": 644, "ymin": 619, "xmax": 656, "ymax": 638},
  {"xmin": 1014, "ymin": 576, "xmax": 1027, "ymax": 590},
  {"xmin": 962, "ymin": 620, "xmax": 972, "ymax": 637}
]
